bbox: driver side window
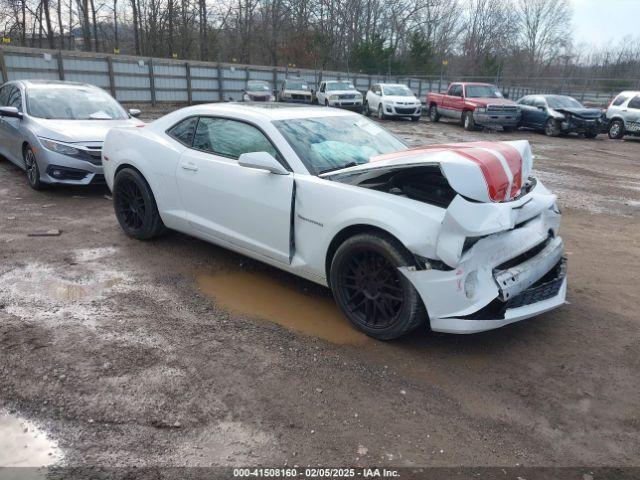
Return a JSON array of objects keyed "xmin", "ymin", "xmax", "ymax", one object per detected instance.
[
  {"xmin": 0, "ymin": 85, "xmax": 11, "ymax": 106},
  {"xmin": 7, "ymin": 86, "xmax": 22, "ymax": 111},
  {"xmin": 192, "ymin": 117, "xmax": 278, "ymax": 160}
]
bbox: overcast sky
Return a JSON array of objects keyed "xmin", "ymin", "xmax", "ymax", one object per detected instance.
[{"xmin": 572, "ymin": 0, "xmax": 640, "ymax": 46}]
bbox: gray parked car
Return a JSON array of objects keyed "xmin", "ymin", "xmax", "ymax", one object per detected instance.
[
  {"xmin": 605, "ymin": 91, "xmax": 640, "ymax": 139},
  {"xmin": 0, "ymin": 80, "xmax": 143, "ymax": 190}
]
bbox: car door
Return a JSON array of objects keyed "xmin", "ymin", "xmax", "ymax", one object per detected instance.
[
  {"xmin": 0, "ymin": 85, "xmax": 24, "ymax": 165},
  {"xmin": 531, "ymin": 97, "xmax": 549, "ymax": 128},
  {"xmin": 176, "ymin": 116, "xmax": 293, "ymax": 264},
  {"xmin": 317, "ymin": 82, "xmax": 327, "ymax": 104},
  {"xmin": 624, "ymin": 95, "xmax": 640, "ymax": 133},
  {"xmin": 517, "ymin": 97, "xmax": 534, "ymax": 127},
  {"xmin": 443, "ymin": 84, "xmax": 463, "ymax": 119}
]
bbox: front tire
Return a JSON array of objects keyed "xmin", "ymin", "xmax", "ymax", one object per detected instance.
[
  {"xmin": 113, "ymin": 167, "xmax": 166, "ymax": 240},
  {"xmin": 608, "ymin": 119, "xmax": 625, "ymax": 139},
  {"xmin": 428, "ymin": 104, "xmax": 440, "ymax": 122},
  {"xmin": 463, "ymin": 111, "xmax": 476, "ymax": 131},
  {"xmin": 377, "ymin": 104, "xmax": 386, "ymax": 120},
  {"xmin": 545, "ymin": 118, "xmax": 560, "ymax": 137},
  {"xmin": 24, "ymin": 145, "xmax": 44, "ymax": 190},
  {"xmin": 329, "ymin": 232, "xmax": 427, "ymax": 340}
]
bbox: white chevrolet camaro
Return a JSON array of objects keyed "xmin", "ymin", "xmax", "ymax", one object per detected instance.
[{"xmin": 102, "ymin": 103, "xmax": 567, "ymax": 340}]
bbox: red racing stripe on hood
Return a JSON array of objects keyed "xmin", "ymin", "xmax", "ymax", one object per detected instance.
[
  {"xmin": 469, "ymin": 141, "xmax": 523, "ymax": 198},
  {"xmin": 371, "ymin": 142, "xmax": 515, "ymax": 201}
]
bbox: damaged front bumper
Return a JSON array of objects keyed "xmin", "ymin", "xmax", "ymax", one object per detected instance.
[{"xmin": 399, "ymin": 186, "xmax": 567, "ymax": 334}]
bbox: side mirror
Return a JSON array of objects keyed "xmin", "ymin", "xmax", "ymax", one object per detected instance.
[
  {"xmin": 0, "ymin": 106, "xmax": 23, "ymax": 119},
  {"xmin": 128, "ymin": 108, "xmax": 141, "ymax": 118},
  {"xmin": 238, "ymin": 151, "xmax": 289, "ymax": 175}
]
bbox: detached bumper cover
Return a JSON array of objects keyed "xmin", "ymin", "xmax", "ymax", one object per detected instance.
[{"xmin": 399, "ymin": 200, "xmax": 567, "ymax": 334}]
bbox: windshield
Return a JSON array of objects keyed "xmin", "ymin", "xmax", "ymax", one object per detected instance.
[
  {"xmin": 26, "ymin": 86, "xmax": 128, "ymax": 120},
  {"xmin": 382, "ymin": 85, "xmax": 413, "ymax": 96},
  {"xmin": 247, "ymin": 81, "xmax": 271, "ymax": 92},
  {"xmin": 546, "ymin": 96, "xmax": 583, "ymax": 109},
  {"xmin": 327, "ymin": 81, "xmax": 355, "ymax": 91},
  {"xmin": 465, "ymin": 85, "xmax": 503, "ymax": 99},
  {"xmin": 274, "ymin": 116, "xmax": 407, "ymax": 175},
  {"xmin": 285, "ymin": 80, "xmax": 309, "ymax": 90}
]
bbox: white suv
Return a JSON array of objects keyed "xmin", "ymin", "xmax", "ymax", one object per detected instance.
[
  {"xmin": 315, "ymin": 80, "xmax": 363, "ymax": 112},
  {"xmin": 365, "ymin": 83, "xmax": 421, "ymax": 122},
  {"xmin": 605, "ymin": 91, "xmax": 640, "ymax": 139}
]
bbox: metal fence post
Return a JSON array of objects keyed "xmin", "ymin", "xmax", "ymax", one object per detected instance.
[
  {"xmin": 148, "ymin": 58, "xmax": 156, "ymax": 106},
  {"xmin": 107, "ymin": 56, "xmax": 116, "ymax": 98},
  {"xmin": 272, "ymin": 67, "xmax": 278, "ymax": 98},
  {"xmin": 217, "ymin": 63, "xmax": 224, "ymax": 101},
  {"xmin": 186, "ymin": 62, "xmax": 192, "ymax": 105},
  {"xmin": 57, "ymin": 51, "xmax": 65, "ymax": 80},
  {"xmin": 0, "ymin": 49, "xmax": 8, "ymax": 83}
]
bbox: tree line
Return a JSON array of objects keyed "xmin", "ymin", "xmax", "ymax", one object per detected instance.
[{"xmin": 1, "ymin": 0, "xmax": 639, "ymax": 85}]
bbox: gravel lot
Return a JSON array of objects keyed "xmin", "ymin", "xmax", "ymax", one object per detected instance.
[{"xmin": 0, "ymin": 107, "xmax": 639, "ymax": 471}]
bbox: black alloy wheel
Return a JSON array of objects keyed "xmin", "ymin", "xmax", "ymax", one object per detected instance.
[
  {"xmin": 113, "ymin": 168, "xmax": 166, "ymax": 240},
  {"xmin": 330, "ymin": 232, "xmax": 426, "ymax": 340}
]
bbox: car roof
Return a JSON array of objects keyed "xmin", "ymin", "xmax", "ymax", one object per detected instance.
[
  {"xmin": 379, "ymin": 83, "xmax": 408, "ymax": 87},
  {"xmin": 15, "ymin": 79, "xmax": 100, "ymax": 89},
  {"xmin": 172, "ymin": 102, "xmax": 357, "ymax": 121}
]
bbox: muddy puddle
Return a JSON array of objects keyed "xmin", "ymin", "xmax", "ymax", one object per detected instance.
[
  {"xmin": 0, "ymin": 412, "xmax": 62, "ymax": 467},
  {"xmin": 196, "ymin": 270, "xmax": 369, "ymax": 344}
]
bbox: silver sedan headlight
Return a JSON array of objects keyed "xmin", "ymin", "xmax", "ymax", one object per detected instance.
[{"xmin": 39, "ymin": 138, "xmax": 82, "ymax": 156}]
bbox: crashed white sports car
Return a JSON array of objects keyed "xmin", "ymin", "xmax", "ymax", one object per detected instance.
[{"xmin": 102, "ymin": 104, "xmax": 566, "ymax": 340}]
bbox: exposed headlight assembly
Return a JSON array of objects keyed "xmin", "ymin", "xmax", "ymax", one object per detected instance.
[{"xmin": 39, "ymin": 138, "xmax": 82, "ymax": 156}]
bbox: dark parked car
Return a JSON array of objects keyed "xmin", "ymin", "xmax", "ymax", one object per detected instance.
[{"xmin": 517, "ymin": 94, "xmax": 603, "ymax": 138}]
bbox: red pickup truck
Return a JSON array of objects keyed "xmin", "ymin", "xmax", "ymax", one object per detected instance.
[{"xmin": 427, "ymin": 82, "xmax": 521, "ymax": 131}]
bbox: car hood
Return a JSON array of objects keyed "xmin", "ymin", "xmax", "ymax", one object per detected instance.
[
  {"xmin": 321, "ymin": 140, "xmax": 533, "ymax": 203},
  {"xmin": 327, "ymin": 90, "xmax": 361, "ymax": 96},
  {"xmin": 382, "ymin": 96, "xmax": 420, "ymax": 103},
  {"xmin": 467, "ymin": 97, "xmax": 517, "ymax": 107},
  {"xmin": 32, "ymin": 118, "xmax": 144, "ymax": 143},
  {"xmin": 284, "ymin": 89, "xmax": 312, "ymax": 95},
  {"xmin": 551, "ymin": 107, "xmax": 603, "ymax": 118}
]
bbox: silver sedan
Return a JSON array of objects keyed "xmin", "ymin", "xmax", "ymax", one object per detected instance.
[{"xmin": 0, "ymin": 79, "xmax": 143, "ymax": 189}]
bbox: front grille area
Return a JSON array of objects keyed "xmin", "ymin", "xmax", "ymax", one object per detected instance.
[
  {"xmin": 496, "ymin": 235, "xmax": 551, "ymax": 271},
  {"xmin": 487, "ymin": 104, "xmax": 518, "ymax": 113},
  {"xmin": 396, "ymin": 107, "xmax": 417, "ymax": 114},
  {"xmin": 82, "ymin": 146, "xmax": 103, "ymax": 165},
  {"xmin": 338, "ymin": 94, "xmax": 355, "ymax": 100},
  {"xmin": 291, "ymin": 94, "xmax": 311, "ymax": 100}
]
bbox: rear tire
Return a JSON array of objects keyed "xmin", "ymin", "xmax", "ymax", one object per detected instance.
[
  {"xmin": 113, "ymin": 167, "xmax": 166, "ymax": 240},
  {"xmin": 329, "ymin": 232, "xmax": 427, "ymax": 340},
  {"xmin": 428, "ymin": 104, "xmax": 440, "ymax": 122},
  {"xmin": 608, "ymin": 119, "xmax": 625, "ymax": 139},
  {"xmin": 23, "ymin": 145, "xmax": 44, "ymax": 190},
  {"xmin": 463, "ymin": 111, "xmax": 476, "ymax": 131}
]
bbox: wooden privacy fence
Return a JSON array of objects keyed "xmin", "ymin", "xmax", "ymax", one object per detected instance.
[{"xmin": 0, "ymin": 45, "xmax": 619, "ymax": 106}]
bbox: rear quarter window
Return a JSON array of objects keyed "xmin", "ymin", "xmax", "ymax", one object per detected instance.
[{"xmin": 167, "ymin": 117, "xmax": 198, "ymax": 146}]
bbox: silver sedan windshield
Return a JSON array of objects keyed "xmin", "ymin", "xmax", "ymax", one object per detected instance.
[{"xmin": 26, "ymin": 86, "xmax": 128, "ymax": 120}]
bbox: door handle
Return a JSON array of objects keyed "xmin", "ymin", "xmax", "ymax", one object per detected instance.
[{"xmin": 181, "ymin": 162, "xmax": 198, "ymax": 172}]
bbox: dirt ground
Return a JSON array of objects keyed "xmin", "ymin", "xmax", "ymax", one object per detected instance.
[{"xmin": 0, "ymin": 109, "xmax": 639, "ymax": 472}]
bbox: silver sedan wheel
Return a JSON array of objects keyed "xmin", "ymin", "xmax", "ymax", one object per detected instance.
[{"xmin": 25, "ymin": 149, "xmax": 39, "ymax": 186}]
